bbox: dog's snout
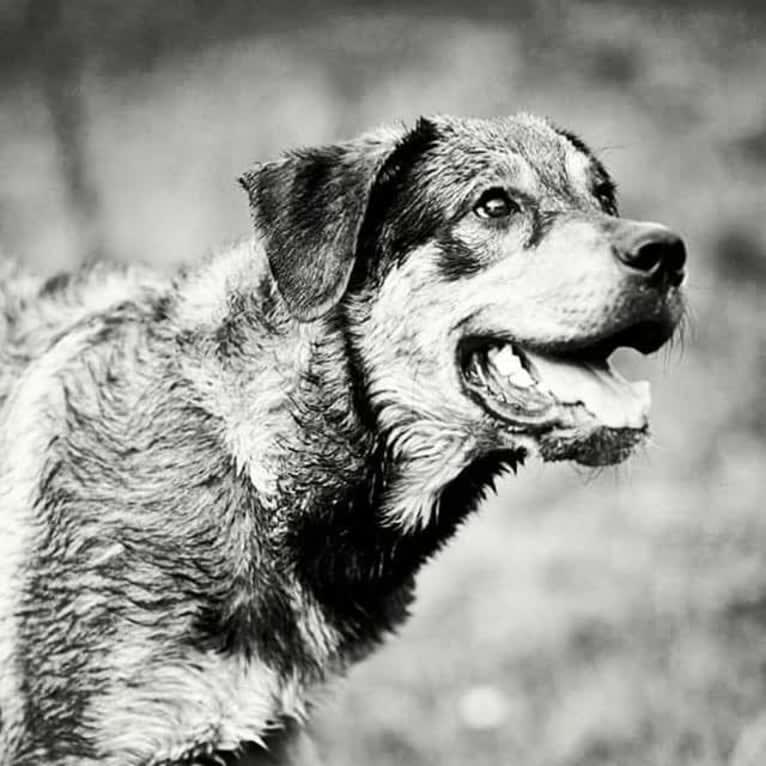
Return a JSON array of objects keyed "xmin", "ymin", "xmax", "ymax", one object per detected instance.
[{"xmin": 614, "ymin": 223, "xmax": 687, "ymax": 287}]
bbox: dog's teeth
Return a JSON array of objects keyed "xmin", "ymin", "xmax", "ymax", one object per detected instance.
[
  {"xmin": 471, "ymin": 361, "xmax": 489, "ymax": 386},
  {"xmin": 488, "ymin": 345, "xmax": 522, "ymax": 377},
  {"xmin": 468, "ymin": 355, "xmax": 485, "ymax": 383},
  {"xmin": 508, "ymin": 368, "xmax": 535, "ymax": 388}
]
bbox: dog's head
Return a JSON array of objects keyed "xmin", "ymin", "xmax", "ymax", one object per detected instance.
[{"xmin": 240, "ymin": 115, "xmax": 686, "ymax": 526}]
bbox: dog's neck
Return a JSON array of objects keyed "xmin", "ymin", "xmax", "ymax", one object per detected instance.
[
  {"xmin": 171, "ymin": 240, "xmax": 355, "ymax": 497},
  {"xmin": 172, "ymin": 239, "xmax": 513, "ymax": 663},
  {"xmin": 172, "ymin": 238, "xmax": 381, "ymax": 509}
]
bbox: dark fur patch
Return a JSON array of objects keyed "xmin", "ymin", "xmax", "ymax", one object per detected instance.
[
  {"xmin": 192, "ymin": 565, "xmax": 313, "ymax": 673},
  {"xmin": 528, "ymin": 210, "xmax": 559, "ymax": 248},
  {"xmin": 154, "ymin": 719, "xmax": 309, "ymax": 766},
  {"xmin": 354, "ymin": 117, "xmax": 444, "ymax": 285},
  {"xmin": 151, "ymin": 294, "xmax": 173, "ymax": 322},
  {"xmin": 539, "ymin": 425, "xmax": 644, "ymax": 466},
  {"xmin": 286, "ymin": 445, "xmax": 522, "ymax": 655},
  {"xmin": 38, "ymin": 271, "xmax": 73, "ymax": 297},
  {"xmin": 435, "ymin": 231, "xmax": 485, "ymax": 281}
]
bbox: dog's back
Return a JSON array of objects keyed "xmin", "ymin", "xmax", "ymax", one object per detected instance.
[{"xmin": 0, "ymin": 261, "xmax": 164, "ymax": 408}]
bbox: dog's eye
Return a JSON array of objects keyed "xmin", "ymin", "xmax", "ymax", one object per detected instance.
[{"xmin": 474, "ymin": 189, "xmax": 518, "ymax": 220}]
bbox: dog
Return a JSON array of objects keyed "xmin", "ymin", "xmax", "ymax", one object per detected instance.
[{"xmin": 0, "ymin": 114, "xmax": 686, "ymax": 765}]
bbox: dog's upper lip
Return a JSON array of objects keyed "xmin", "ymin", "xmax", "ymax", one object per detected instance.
[
  {"xmin": 522, "ymin": 312, "xmax": 682, "ymax": 359},
  {"xmin": 453, "ymin": 288, "xmax": 684, "ymax": 359}
]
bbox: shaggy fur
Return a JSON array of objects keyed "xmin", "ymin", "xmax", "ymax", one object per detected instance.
[{"xmin": 0, "ymin": 114, "xmax": 685, "ymax": 765}]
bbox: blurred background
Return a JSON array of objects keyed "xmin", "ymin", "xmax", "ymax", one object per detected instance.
[{"xmin": 1, "ymin": 1, "xmax": 765, "ymax": 763}]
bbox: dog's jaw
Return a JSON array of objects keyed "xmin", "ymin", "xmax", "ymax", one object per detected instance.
[{"xmin": 460, "ymin": 338, "xmax": 654, "ymax": 467}]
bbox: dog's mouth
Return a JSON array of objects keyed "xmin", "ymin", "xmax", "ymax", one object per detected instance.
[{"xmin": 459, "ymin": 321, "xmax": 669, "ymax": 465}]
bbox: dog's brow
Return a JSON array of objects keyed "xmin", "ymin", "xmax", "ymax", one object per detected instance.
[{"xmin": 509, "ymin": 156, "xmax": 538, "ymax": 190}]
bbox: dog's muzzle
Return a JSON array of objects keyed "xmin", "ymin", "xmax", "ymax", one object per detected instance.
[{"xmin": 459, "ymin": 218, "xmax": 687, "ymax": 465}]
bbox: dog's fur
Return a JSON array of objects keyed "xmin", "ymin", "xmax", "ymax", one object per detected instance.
[{"xmin": 0, "ymin": 114, "xmax": 685, "ymax": 765}]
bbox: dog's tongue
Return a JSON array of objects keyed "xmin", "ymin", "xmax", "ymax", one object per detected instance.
[{"xmin": 524, "ymin": 350, "xmax": 651, "ymax": 429}]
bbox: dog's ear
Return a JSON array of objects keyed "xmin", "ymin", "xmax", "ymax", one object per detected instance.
[{"xmin": 239, "ymin": 119, "xmax": 438, "ymax": 321}]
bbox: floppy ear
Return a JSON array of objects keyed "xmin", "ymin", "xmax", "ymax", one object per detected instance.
[{"xmin": 239, "ymin": 121, "xmax": 436, "ymax": 321}]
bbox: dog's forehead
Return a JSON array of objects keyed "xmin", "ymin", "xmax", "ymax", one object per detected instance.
[
  {"xmin": 437, "ymin": 114, "xmax": 563, "ymax": 153},
  {"xmin": 426, "ymin": 114, "xmax": 593, "ymax": 193}
]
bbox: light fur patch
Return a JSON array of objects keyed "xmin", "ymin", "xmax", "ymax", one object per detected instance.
[
  {"xmin": 90, "ymin": 649, "xmax": 308, "ymax": 766},
  {"xmin": 381, "ymin": 426, "xmax": 479, "ymax": 532},
  {"xmin": 220, "ymin": 325, "xmax": 313, "ymax": 502},
  {"xmin": 352, "ymin": 246, "xmax": 485, "ymax": 531},
  {"xmin": 564, "ymin": 144, "xmax": 594, "ymax": 197},
  {"xmin": 173, "ymin": 239, "xmax": 259, "ymax": 331},
  {"xmin": 179, "ymin": 324, "xmax": 313, "ymax": 503}
]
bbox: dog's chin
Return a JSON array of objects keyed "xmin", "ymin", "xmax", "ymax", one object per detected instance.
[{"xmin": 459, "ymin": 335, "xmax": 653, "ymax": 467}]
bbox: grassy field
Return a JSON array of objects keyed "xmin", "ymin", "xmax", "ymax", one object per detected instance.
[{"xmin": 1, "ymin": 2, "xmax": 765, "ymax": 764}]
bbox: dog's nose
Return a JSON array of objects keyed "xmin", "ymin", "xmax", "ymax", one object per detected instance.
[{"xmin": 614, "ymin": 223, "xmax": 687, "ymax": 287}]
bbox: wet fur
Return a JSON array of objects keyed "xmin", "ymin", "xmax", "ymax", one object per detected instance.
[{"xmin": 0, "ymin": 114, "xmax": 679, "ymax": 764}]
